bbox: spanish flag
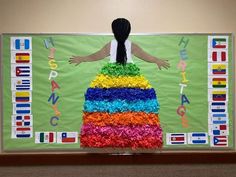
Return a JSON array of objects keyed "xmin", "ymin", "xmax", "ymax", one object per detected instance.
[
  {"xmin": 15, "ymin": 91, "xmax": 30, "ymax": 102},
  {"xmin": 212, "ymin": 91, "xmax": 226, "ymax": 101},
  {"xmin": 15, "ymin": 53, "xmax": 30, "ymax": 63},
  {"xmin": 212, "ymin": 64, "xmax": 226, "ymax": 74},
  {"xmin": 212, "ymin": 78, "xmax": 226, "ymax": 88}
]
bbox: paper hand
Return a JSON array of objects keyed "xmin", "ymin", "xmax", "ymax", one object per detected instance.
[
  {"xmin": 156, "ymin": 59, "xmax": 170, "ymax": 70},
  {"xmin": 68, "ymin": 56, "xmax": 84, "ymax": 66}
]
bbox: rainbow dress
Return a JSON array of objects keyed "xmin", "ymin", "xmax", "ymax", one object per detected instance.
[{"xmin": 80, "ymin": 40, "xmax": 163, "ymax": 149}]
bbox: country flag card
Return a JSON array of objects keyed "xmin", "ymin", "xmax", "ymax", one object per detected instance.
[
  {"xmin": 208, "ymin": 36, "xmax": 228, "ymax": 49},
  {"xmin": 11, "ymin": 77, "xmax": 32, "ymax": 91},
  {"xmin": 11, "ymin": 126, "xmax": 33, "ymax": 138},
  {"xmin": 166, "ymin": 133, "xmax": 187, "ymax": 145},
  {"xmin": 11, "ymin": 37, "xmax": 32, "ymax": 50},
  {"xmin": 209, "ymin": 124, "xmax": 229, "ymax": 136},
  {"xmin": 13, "ymin": 103, "xmax": 31, "ymax": 115},
  {"xmin": 35, "ymin": 132, "xmax": 56, "ymax": 143},
  {"xmin": 11, "ymin": 51, "xmax": 32, "ymax": 64},
  {"xmin": 208, "ymin": 63, "xmax": 228, "ymax": 76},
  {"xmin": 12, "ymin": 91, "xmax": 32, "ymax": 103},
  {"xmin": 208, "ymin": 49, "xmax": 227, "ymax": 63},
  {"xmin": 208, "ymin": 113, "xmax": 228, "ymax": 125},
  {"xmin": 208, "ymin": 101, "xmax": 227, "ymax": 113},
  {"xmin": 12, "ymin": 115, "xmax": 32, "ymax": 127},
  {"xmin": 210, "ymin": 136, "xmax": 228, "ymax": 147},
  {"xmin": 208, "ymin": 89, "xmax": 228, "ymax": 102},
  {"xmin": 11, "ymin": 64, "xmax": 32, "ymax": 77},
  {"xmin": 208, "ymin": 76, "xmax": 228, "ymax": 89},
  {"xmin": 57, "ymin": 132, "xmax": 78, "ymax": 144},
  {"xmin": 187, "ymin": 132, "xmax": 208, "ymax": 144}
]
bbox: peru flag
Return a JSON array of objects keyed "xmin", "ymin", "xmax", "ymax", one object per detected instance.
[{"xmin": 208, "ymin": 50, "xmax": 227, "ymax": 62}]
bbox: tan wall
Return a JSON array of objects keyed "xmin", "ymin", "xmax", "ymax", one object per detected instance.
[
  {"xmin": 0, "ymin": 0, "xmax": 236, "ymax": 33},
  {"xmin": 0, "ymin": 0, "xmax": 235, "ymax": 154}
]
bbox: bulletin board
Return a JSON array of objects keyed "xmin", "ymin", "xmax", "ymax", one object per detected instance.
[{"xmin": 1, "ymin": 33, "xmax": 234, "ymax": 152}]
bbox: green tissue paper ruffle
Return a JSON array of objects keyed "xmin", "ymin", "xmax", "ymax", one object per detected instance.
[{"xmin": 100, "ymin": 63, "xmax": 140, "ymax": 76}]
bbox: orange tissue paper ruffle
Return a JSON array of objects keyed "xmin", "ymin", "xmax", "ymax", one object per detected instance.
[{"xmin": 83, "ymin": 111, "xmax": 160, "ymax": 126}]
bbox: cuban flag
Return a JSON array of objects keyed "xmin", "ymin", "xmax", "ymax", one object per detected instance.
[
  {"xmin": 57, "ymin": 132, "xmax": 78, "ymax": 143},
  {"xmin": 188, "ymin": 133, "xmax": 208, "ymax": 144},
  {"xmin": 13, "ymin": 103, "xmax": 31, "ymax": 114},
  {"xmin": 11, "ymin": 37, "xmax": 32, "ymax": 50},
  {"xmin": 16, "ymin": 66, "xmax": 31, "ymax": 77},
  {"xmin": 209, "ymin": 124, "xmax": 229, "ymax": 136},
  {"xmin": 11, "ymin": 126, "xmax": 32, "ymax": 138},
  {"xmin": 12, "ymin": 115, "xmax": 32, "ymax": 127},
  {"xmin": 35, "ymin": 132, "xmax": 56, "ymax": 143},
  {"xmin": 12, "ymin": 91, "xmax": 31, "ymax": 102},
  {"xmin": 209, "ymin": 102, "xmax": 227, "ymax": 112},
  {"xmin": 166, "ymin": 133, "xmax": 187, "ymax": 145},
  {"xmin": 11, "ymin": 64, "xmax": 32, "ymax": 77},
  {"xmin": 208, "ymin": 113, "xmax": 228, "ymax": 125},
  {"xmin": 210, "ymin": 136, "xmax": 228, "ymax": 147},
  {"xmin": 11, "ymin": 78, "xmax": 32, "ymax": 91}
]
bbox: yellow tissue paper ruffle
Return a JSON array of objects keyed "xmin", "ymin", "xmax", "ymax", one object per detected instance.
[{"xmin": 90, "ymin": 74, "xmax": 152, "ymax": 89}]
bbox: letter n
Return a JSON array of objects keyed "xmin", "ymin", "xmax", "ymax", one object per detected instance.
[{"xmin": 48, "ymin": 92, "xmax": 59, "ymax": 105}]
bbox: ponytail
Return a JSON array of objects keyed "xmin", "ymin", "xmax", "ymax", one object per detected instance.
[{"xmin": 112, "ymin": 18, "xmax": 131, "ymax": 65}]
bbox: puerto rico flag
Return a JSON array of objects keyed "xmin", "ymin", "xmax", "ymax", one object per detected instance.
[
  {"xmin": 208, "ymin": 50, "xmax": 227, "ymax": 62},
  {"xmin": 11, "ymin": 78, "xmax": 32, "ymax": 91},
  {"xmin": 188, "ymin": 133, "xmax": 208, "ymax": 144},
  {"xmin": 12, "ymin": 91, "xmax": 31, "ymax": 102},
  {"xmin": 208, "ymin": 113, "xmax": 228, "ymax": 125},
  {"xmin": 210, "ymin": 136, "xmax": 228, "ymax": 147},
  {"xmin": 57, "ymin": 132, "xmax": 78, "ymax": 143},
  {"xmin": 11, "ymin": 126, "xmax": 32, "ymax": 138},
  {"xmin": 166, "ymin": 133, "xmax": 187, "ymax": 145},
  {"xmin": 11, "ymin": 37, "xmax": 32, "ymax": 50},
  {"xmin": 12, "ymin": 115, "xmax": 32, "ymax": 127},
  {"xmin": 13, "ymin": 103, "xmax": 31, "ymax": 115},
  {"xmin": 35, "ymin": 132, "xmax": 56, "ymax": 143},
  {"xmin": 209, "ymin": 102, "xmax": 227, "ymax": 113},
  {"xmin": 11, "ymin": 64, "xmax": 32, "ymax": 77},
  {"xmin": 209, "ymin": 124, "xmax": 229, "ymax": 136}
]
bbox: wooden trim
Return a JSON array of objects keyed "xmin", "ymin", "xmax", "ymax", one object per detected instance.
[{"xmin": 0, "ymin": 152, "xmax": 236, "ymax": 166}]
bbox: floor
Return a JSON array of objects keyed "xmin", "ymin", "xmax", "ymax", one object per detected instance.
[{"xmin": 1, "ymin": 164, "xmax": 236, "ymax": 177}]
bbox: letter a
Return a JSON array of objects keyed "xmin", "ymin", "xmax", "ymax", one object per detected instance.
[
  {"xmin": 51, "ymin": 80, "xmax": 60, "ymax": 92},
  {"xmin": 181, "ymin": 94, "xmax": 190, "ymax": 105}
]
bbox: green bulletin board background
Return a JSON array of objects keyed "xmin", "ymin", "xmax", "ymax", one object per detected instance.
[{"xmin": 1, "ymin": 34, "xmax": 234, "ymax": 151}]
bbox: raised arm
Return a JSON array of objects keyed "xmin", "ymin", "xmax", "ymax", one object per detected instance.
[
  {"xmin": 69, "ymin": 42, "xmax": 111, "ymax": 66},
  {"xmin": 131, "ymin": 43, "xmax": 170, "ymax": 70}
]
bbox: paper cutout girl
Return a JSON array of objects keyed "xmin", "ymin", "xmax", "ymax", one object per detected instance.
[{"xmin": 69, "ymin": 18, "xmax": 170, "ymax": 149}]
